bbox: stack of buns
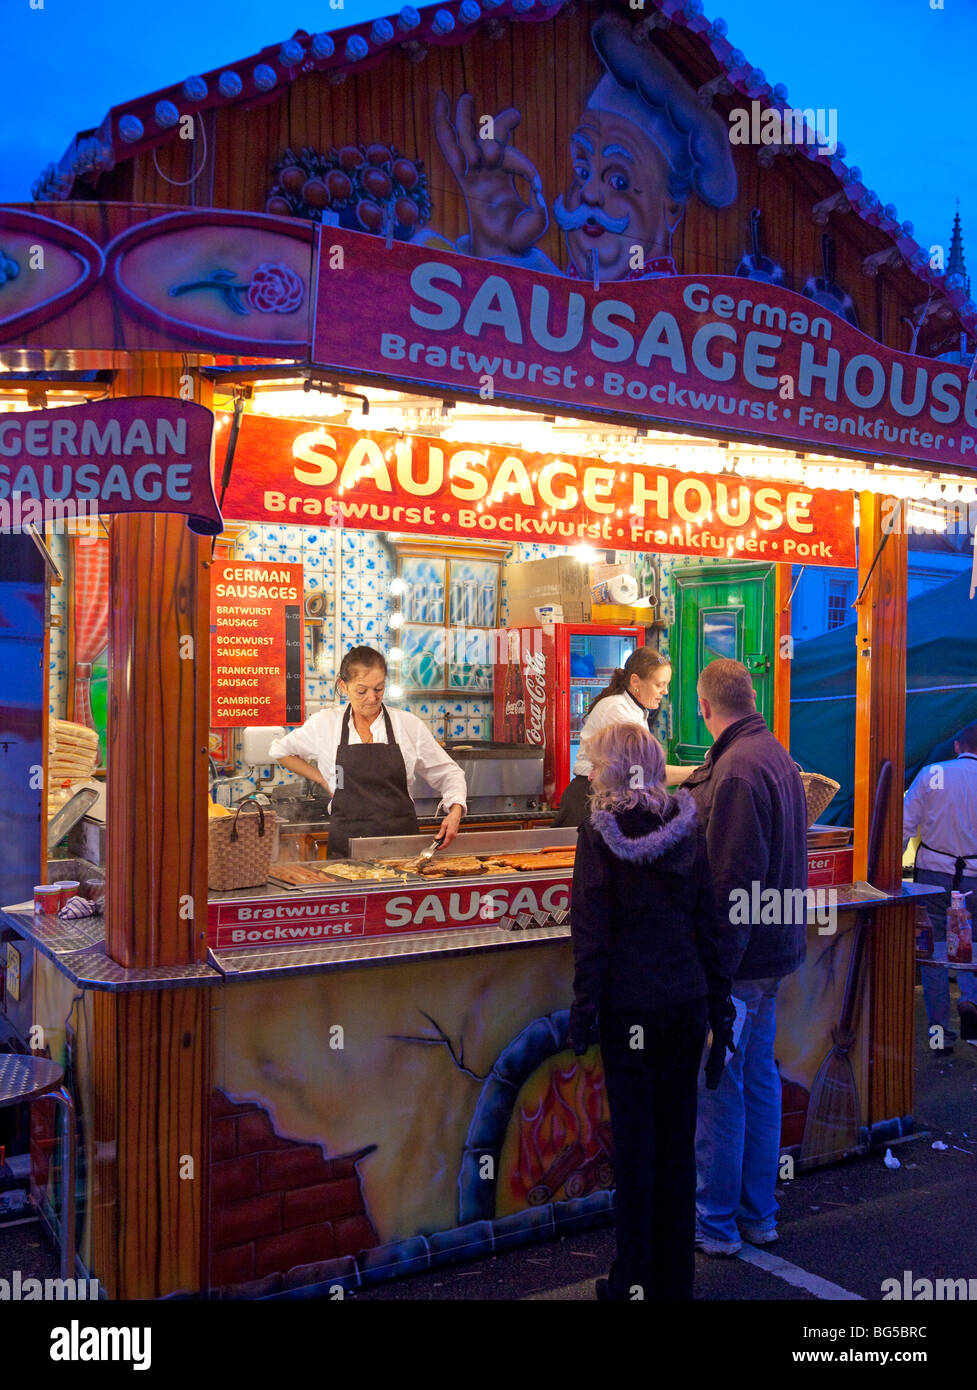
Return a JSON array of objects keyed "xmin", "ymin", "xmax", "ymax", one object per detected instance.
[{"xmin": 48, "ymin": 719, "xmax": 100, "ymax": 818}]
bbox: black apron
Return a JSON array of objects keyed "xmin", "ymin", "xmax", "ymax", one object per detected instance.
[{"xmin": 327, "ymin": 704, "xmax": 419, "ymax": 858}]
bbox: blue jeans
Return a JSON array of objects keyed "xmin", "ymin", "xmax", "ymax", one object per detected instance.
[
  {"xmin": 695, "ymin": 976, "xmax": 782, "ymax": 1244},
  {"xmin": 916, "ymin": 870, "xmax": 977, "ymax": 1035}
]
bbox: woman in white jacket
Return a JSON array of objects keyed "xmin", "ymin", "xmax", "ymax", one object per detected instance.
[{"xmin": 553, "ymin": 647, "xmax": 687, "ymax": 826}]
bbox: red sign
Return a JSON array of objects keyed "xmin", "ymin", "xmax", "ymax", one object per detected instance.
[
  {"xmin": 223, "ymin": 413, "xmax": 855, "ymax": 565},
  {"xmin": 207, "ymin": 876, "xmax": 572, "ymax": 950},
  {"xmin": 210, "ymin": 560, "xmax": 304, "ymax": 727},
  {"xmin": 0, "ymin": 397, "xmax": 221, "ymax": 535},
  {"xmin": 807, "ymin": 848, "xmax": 854, "ymax": 888},
  {"xmin": 313, "ymin": 228, "xmax": 977, "ymax": 477}
]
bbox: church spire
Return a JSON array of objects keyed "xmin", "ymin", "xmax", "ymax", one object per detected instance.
[{"xmin": 947, "ymin": 201, "xmax": 969, "ymax": 294}]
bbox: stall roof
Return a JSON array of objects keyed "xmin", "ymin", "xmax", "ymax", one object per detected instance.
[{"xmin": 29, "ymin": 0, "xmax": 977, "ymax": 344}]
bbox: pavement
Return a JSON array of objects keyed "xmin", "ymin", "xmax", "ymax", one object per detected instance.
[{"xmin": 2, "ymin": 977, "xmax": 976, "ymax": 1304}]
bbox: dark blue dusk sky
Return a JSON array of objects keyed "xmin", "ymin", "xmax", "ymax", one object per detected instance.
[{"xmin": 2, "ymin": 0, "xmax": 973, "ymax": 272}]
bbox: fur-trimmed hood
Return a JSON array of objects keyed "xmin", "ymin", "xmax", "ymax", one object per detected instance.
[{"xmin": 590, "ymin": 787, "xmax": 699, "ymax": 864}]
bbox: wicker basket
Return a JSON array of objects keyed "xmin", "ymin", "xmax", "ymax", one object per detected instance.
[
  {"xmin": 798, "ymin": 771, "xmax": 841, "ymax": 828},
  {"xmin": 208, "ymin": 801, "xmax": 277, "ymax": 891}
]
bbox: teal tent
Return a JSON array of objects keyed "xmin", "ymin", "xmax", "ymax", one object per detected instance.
[{"xmin": 790, "ymin": 570, "xmax": 977, "ymax": 826}]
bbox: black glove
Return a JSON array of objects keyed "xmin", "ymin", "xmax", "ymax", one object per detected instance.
[
  {"xmin": 568, "ymin": 1006, "xmax": 599, "ymax": 1057},
  {"xmin": 705, "ymin": 992, "xmax": 736, "ymax": 1090}
]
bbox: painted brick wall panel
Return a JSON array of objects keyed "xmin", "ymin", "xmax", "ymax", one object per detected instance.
[
  {"xmin": 212, "ymin": 1091, "xmax": 258, "ymax": 1119},
  {"xmin": 259, "ymin": 1146, "xmax": 331, "ymax": 1192},
  {"xmin": 282, "ymin": 1178, "xmax": 363, "ymax": 1230},
  {"xmin": 215, "ymin": 1192, "xmax": 283, "ymax": 1249},
  {"xmin": 333, "ymin": 1214, "xmax": 379, "ymax": 1258},
  {"xmin": 254, "ymin": 1223, "xmax": 338, "ymax": 1279},
  {"xmin": 237, "ymin": 1110, "xmax": 294, "ymax": 1155},
  {"xmin": 211, "ymin": 1242, "xmax": 255, "ymax": 1287},
  {"xmin": 212, "ymin": 1117, "xmax": 238, "ymax": 1162},
  {"xmin": 211, "ymin": 1155, "xmax": 260, "ymax": 1206}
]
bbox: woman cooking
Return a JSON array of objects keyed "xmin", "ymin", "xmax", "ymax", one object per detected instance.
[
  {"xmin": 553, "ymin": 647, "xmax": 689, "ymax": 828},
  {"xmin": 268, "ymin": 645, "xmax": 467, "ymax": 858}
]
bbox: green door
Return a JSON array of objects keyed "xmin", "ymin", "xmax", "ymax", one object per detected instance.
[{"xmin": 669, "ymin": 563, "xmax": 776, "ymax": 764}]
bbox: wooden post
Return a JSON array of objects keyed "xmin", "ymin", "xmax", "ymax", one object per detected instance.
[
  {"xmin": 104, "ymin": 361, "xmax": 210, "ymax": 967},
  {"xmin": 105, "ymin": 510, "xmax": 209, "ymax": 967},
  {"xmin": 88, "ymin": 359, "xmax": 213, "ymax": 1296},
  {"xmin": 854, "ymin": 492, "xmax": 913, "ymax": 1126}
]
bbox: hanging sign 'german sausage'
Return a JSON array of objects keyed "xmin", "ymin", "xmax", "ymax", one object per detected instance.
[
  {"xmin": 312, "ymin": 228, "xmax": 977, "ymax": 477},
  {"xmin": 222, "ymin": 412, "xmax": 855, "ymax": 565},
  {"xmin": 0, "ymin": 397, "xmax": 222, "ymax": 535}
]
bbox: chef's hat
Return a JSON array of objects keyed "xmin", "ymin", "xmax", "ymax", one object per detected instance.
[{"xmin": 585, "ymin": 14, "xmax": 737, "ymax": 209}]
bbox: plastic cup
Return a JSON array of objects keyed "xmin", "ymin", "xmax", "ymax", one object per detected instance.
[
  {"xmin": 34, "ymin": 885, "xmax": 61, "ymax": 915},
  {"xmin": 58, "ymin": 880, "xmax": 80, "ymax": 910}
]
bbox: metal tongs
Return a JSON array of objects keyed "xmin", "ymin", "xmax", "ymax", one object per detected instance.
[{"xmin": 406, "ymin": 832, "xmax": 446, "ymax": 872}]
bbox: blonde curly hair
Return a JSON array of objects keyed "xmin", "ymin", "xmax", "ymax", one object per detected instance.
[{"xmin": 587, "ymin": 721, "xmax": 669, "ymax": 816}]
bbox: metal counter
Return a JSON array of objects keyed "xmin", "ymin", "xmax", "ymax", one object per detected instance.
[{"xmin": 1, "ymin": 881, "xmax": 944, "ymax": 990}]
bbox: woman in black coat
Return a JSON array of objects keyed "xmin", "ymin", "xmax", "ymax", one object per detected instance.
[{"xmin": 569, "ymin": 721, "xmax": 733, "ymax": 1301}]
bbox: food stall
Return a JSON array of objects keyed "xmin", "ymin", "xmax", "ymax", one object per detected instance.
[{"xmin": 1, "ymin": 0, "xmax": 974, "ymax": 1298}]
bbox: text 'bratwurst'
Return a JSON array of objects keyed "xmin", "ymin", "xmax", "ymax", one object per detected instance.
[{"xmin": 406, "ymin": 265, "xmax": 977, "ymax": 427}]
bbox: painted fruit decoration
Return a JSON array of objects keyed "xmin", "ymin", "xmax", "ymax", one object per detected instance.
[{"xmin": 267, "ymin": 144, "xmax": 431, "ymax": 238}]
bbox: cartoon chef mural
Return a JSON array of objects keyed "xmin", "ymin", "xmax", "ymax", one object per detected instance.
[{"xmin": 422, "ymin": 13, "xmax": 737, "ymax": 282}]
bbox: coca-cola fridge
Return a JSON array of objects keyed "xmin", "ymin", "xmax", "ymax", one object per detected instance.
[{"xmin": 492, "ymin": 623, "xmax": 646, "ymax": 809}]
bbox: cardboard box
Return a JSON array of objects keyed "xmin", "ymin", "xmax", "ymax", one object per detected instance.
[{"xmin": 505, "ymin": 556, "xmax": 592, "ymax": 626}]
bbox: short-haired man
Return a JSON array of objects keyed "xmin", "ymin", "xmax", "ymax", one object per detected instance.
[
  {"xmin": 683, "ymin": 658, "xmax": 809, "ymax": 1254},
  {"xmin": 903, "ymin": 721, "xmax": 977, "ymax": 1047}
]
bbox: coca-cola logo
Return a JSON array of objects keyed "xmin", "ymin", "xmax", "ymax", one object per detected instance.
[
  {"xmin": 505, "ymin": 698, "xmax": 525, "ymax": 715},
  {"xmin": 522, "ymin": 650, "xmax": 546, "ymax": 746}
]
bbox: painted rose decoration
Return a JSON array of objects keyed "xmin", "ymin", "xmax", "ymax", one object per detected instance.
[
  {"xmin": 246, "ymin": 263, "xmax": 304, "ymax": 313},
  {"xmin": 169, "ymin": 261, "xmax": 305, "ymax": 316}
]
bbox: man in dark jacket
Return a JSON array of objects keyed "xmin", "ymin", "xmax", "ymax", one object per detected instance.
[{"xmin": 683, "ymin": 658, "xmax": 808, "ymax": 1255}]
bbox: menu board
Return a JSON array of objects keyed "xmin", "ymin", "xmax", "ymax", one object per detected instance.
[{"xmin": 210, "ymin": 561, "xmax": 304, "ymax": 728}]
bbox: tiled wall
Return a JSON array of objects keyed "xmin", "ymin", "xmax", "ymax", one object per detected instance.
[
  {"xmin": 45, "ymin": 527, "xmax": 678, "ymax": 788},
  {"xmin": 225, "ymin": 524, "xmax": 515, "ymax": 793}
]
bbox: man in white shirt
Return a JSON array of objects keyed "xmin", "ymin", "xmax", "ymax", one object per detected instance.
[
  {"xmin": 269, "ymin": 646, "xmax": 467, "ymax": 858},
  {"xmin": 903, "ymin": 721, "xmax": 977, "ymax": 1045}
]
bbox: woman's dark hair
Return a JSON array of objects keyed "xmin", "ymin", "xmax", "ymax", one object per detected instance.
[
  {"xmin": 588, "ymin": 647, "xmax": 670, "ymax": 713},
  {"xmin": 338, "ymin": 646, "xmax": 387, "ymax": 686}
]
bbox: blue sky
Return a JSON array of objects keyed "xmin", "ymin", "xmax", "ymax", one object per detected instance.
[{"xmin": 2, "ymin": 0, "xmax": 972, "ymax": 272}]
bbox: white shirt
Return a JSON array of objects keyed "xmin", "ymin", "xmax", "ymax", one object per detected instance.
[
  {"xmin": 903, "ymin": 753, "xmax": 977, "ymax": 875},
  {"xmin": 269, "ymin": 706, "xmax": 468, "ymax": 815},
  {"xmin": 573, "ymin": 691, "xmax": 650, "ymax": 777}
]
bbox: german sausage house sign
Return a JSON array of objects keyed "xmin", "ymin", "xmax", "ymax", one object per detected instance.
[
  {"xmin": 0, "ymin": 397, "xmax": 222, "ymax": 535},
  {"xmin": 223, "ymin": 412, "xmax": 854, "ymax": 565},
  {"xmin": 313, "ymin": 229, "xmax": 977, "ymax": 477}
]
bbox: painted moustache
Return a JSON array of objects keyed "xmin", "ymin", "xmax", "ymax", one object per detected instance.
[{"xmin": 553, "ymin": 196, "xmax": 629, "ymax": 235}]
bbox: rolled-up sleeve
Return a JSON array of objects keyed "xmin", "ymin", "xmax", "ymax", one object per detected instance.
[
  {"xmin": 408, "ymin": 717, "xmax": 468, "ymax": 813},
  {"xmin": 269, "ymin": 711, "xmax": 338, "ymax": 791}
]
